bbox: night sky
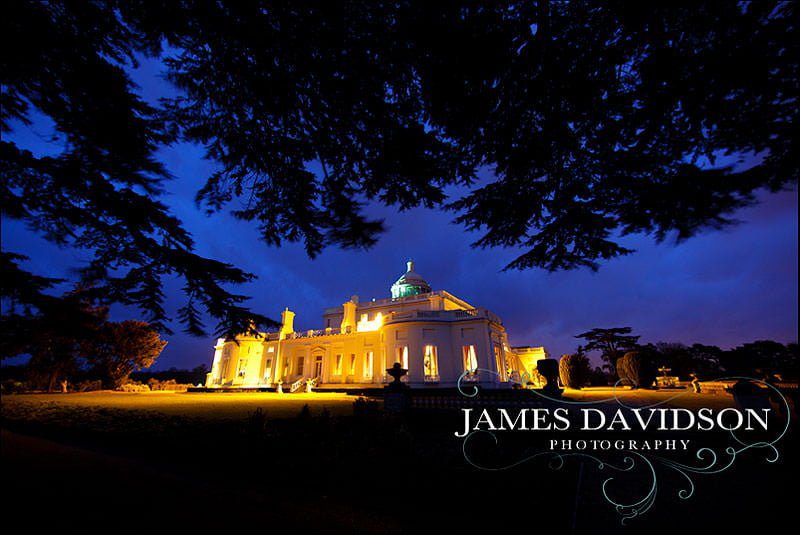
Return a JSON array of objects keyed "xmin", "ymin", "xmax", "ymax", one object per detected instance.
[{"xmin": 2, "ymin": 56, "xmax": 797, "ymax": 370}]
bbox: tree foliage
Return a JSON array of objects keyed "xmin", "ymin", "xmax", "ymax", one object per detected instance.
[
  {"xmin": 642, "ymin": 342, "xmax": 723, "ymax": 380},
  {"xmin": 130, "ymin": 364, "xmax": 209, "ymax": 387},
  {"xmin": 27, "ymin": 305, "xmax": 106, "ymax": 392},
  {"xmin": 616, "ymin": 350, "xmax": 657, "ymax": 388},
  {"xmin": 3, "ymin": 285, "xmax": 109, "ymax": 390},
  {"xmin": 88, "ymin": 320, "xmax": 167, "ymax": 389},
  {"xmin": 558, "ymin": 352, "xmax": 592, "ymax": 389},
  {"xmin": 575, "ymin": 327, "xmax": 640, "ymax": 373},
  {"xmin": 719, "ymin": 340, "xmax": 798, "ymax": 378},
  {"xmin": 2, "ymin": 0, "xmax": 272, "ymax": 338},
  {"xmin": 1, "ymin": 283, "xmax": 166, "ymax": 390},
  {"xmin": 3, "ymin": 1, "xmax": 797, "ymax": 336},
  {"xmin": 582, "ymin": 339, "xmax": 797, "ymax": 382}
]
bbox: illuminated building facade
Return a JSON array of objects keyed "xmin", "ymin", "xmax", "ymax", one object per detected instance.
[{"xmin": 206, "ymin": 261, "xmax": 546, "ymax": 390}]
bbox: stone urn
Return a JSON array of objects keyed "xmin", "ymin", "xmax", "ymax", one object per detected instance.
[
  {"xmin": 384, "ymin": 362, "xmax": 410, "ymax": 413},
  {"xmin": 386, "ymin": 362, "xmax": 408, "ymax": 390},
  {"xmin": 536, "ymin": 358, "xmax": 563, "ymax": 397}
]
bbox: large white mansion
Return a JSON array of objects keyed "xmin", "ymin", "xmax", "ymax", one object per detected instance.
[{"xmin": 205, "ymin": 261, "xmax": 546, "ymax": 391}]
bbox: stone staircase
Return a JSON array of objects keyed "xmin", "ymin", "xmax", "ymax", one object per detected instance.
[{"xmin": 289, "ymin": 376, "xmax": 320, "ymax": 393}]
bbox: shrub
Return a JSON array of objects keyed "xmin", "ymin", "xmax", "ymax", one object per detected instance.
[
  {"xmin": 617, "ymin": 351, "xmax": 657, "ymax": 388},
  {"xmin": 75, "ymin": 379, "xmax": 103, "ymax": 392},
  {"xmin": 0, "ymin": 379, "xmax": 29, "ymax": 394},
  {"xmin": 616, "ymin": 356, "xmax": 631, "ymax": 385},
  {"xmin": 559, "ymin": 353, "xmax": 591, "ymax": 389},
  {"xmin": 145, "ymin": 378, "xmax": 192, "ymax": 392},
  {"xmin": 119, "ymin": 382, "xmax": 150, "ymax": 392}
]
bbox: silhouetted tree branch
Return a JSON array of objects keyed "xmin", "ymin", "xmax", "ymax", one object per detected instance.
[
  {"xmin": 3, "ymin": 1, "xmax": 797, "ymax": 336},
  {"xmin": 575, "ymin": 326, "xmax": 641, "ymax": 375},
  {"xmin": 2, "ymin": 1, "xmax": 273, "ymax": 338}
]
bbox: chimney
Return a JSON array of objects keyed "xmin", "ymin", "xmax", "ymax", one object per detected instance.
[{"xmin": 340, "ymin": 297, "xmax": 358, "ymax": 333}]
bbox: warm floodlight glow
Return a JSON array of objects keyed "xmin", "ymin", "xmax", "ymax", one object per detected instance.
[
  {"xmin": 357, "ymin": 312, "xmax": 383, "ymax": 332},
  {"xmin": 204, "ymin": 261, "xmax": 528, "ymax": 388},
  {"xmin": 424, "ymin": 345, "xmax": 439, "ymax": 379},
  {"xmin": 462, "ymin": 345, "xmax": 478, "ymax": 372}
]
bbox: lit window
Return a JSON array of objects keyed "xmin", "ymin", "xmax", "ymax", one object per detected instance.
[
  {"xmin": 264, "ymin": 358, "xmax": 273, "ymax": 382},
  {"xmin": 237, "ymin": 358, "xmax": 248, "ymax": 377},
  {"xmin": 424, "ymin": 345, "xmax": 438, "ymax": 378},
  {"xmin": 334, "ymin": 354, "xmax": 343, "ymax": 375},
  {"xmin": 267, "ymin": 346, "xmax": 275, "ymax": 353},
  {"xmin": 462, "ymin": 345, "xmax": 478, "ymax": 372},
  {"xmin": 349, "ymin": 354, "xmax": 357, "ymax": 375},
  {"xmin": 296, "ymin": 356, "xmax": 305, "ymax": 376},
  {"xmin": 494, "ymin": 345, "xmax": 507, "ymax": 381},
  {"xmin": 363, "ymin": 351, "xmax": 374, "ymax": 378},
  {"xmin": 395, "ymin": 346, "xmax": 408, "ymax": 369}
]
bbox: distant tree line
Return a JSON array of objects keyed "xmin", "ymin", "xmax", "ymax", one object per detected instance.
[
  {"xmin": 1, "ymin": 288, "xmax": 167, "ymax": 392},
  {"xmin": 573, "ymin": 327, "xmax": 798, "ymax": 385},
  {"xmin": 129, "ymin": 365, "xmax": 209, "ymax": 387},
  {"xmin": 1, "ymin": 362, "xmax": 208, "ymax": 394}
]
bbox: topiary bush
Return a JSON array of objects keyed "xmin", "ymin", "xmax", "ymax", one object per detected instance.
[
  {"xmin": 616, "ymin": 355, "xmax": 631, "ymax": 385},
  {"xmin": 559, "ymin": 353, "xmax": 591, "ymax": 389},
  {"xmin": 617, "ymin": 351, "xmax": 657, "ymax": 388}
]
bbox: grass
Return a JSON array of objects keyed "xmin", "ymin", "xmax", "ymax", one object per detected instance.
[
  {"xmin": 1, "ymin": 387, "xmax": 735, "ymax": 428},
  {"xmin": 0, "ymin": 388, "xmax": 736, "ymax": 435},
  {"xmin": 1, "ymin": 388, "xmax": 793, "ymax": 533},
  {"xmin": 562, "ymin": 387, "xmax": 736, "ymax": 409},
  {"xmin": 1, "ymin": 390, "xmax": 359, "ymax": 422}
]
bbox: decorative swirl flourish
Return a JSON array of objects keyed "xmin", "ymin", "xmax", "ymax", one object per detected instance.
[{"xmin": 456, "ymin": 373, "xmax": 792, "ymax": 524}]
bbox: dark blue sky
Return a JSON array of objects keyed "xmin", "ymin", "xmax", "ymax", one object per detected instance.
[{"xmin": 2, "ymin": 56, "xmax": 797, "ymax": 369}]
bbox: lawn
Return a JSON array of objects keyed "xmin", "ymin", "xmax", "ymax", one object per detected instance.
[
  {"xmin": 1, "ymin": 390, "xmax": 360, "ymax": 422},
  {"xmin": 562, "ymin": 386, "xmax": 737, "ymax": 409},
  {"xmin": 0, "ymin": 387, "xmax": 794, "ymax": 533},
  {"xmin": 1, "ymin": 387, "xmax": 736, "ymax": 425},
  {"xmin": 1, "ymin": 387, "xmax": 736, "ymax": 428}
]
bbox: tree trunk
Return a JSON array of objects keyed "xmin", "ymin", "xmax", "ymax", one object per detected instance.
[{"xmin": 47, "ymin": 374, "xmax": 57, "ymax": 393}]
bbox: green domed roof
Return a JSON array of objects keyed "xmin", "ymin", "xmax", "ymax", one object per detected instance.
[{"xmin": 391, "ymin": 260, "xmax": 432, "ymax": 298}]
